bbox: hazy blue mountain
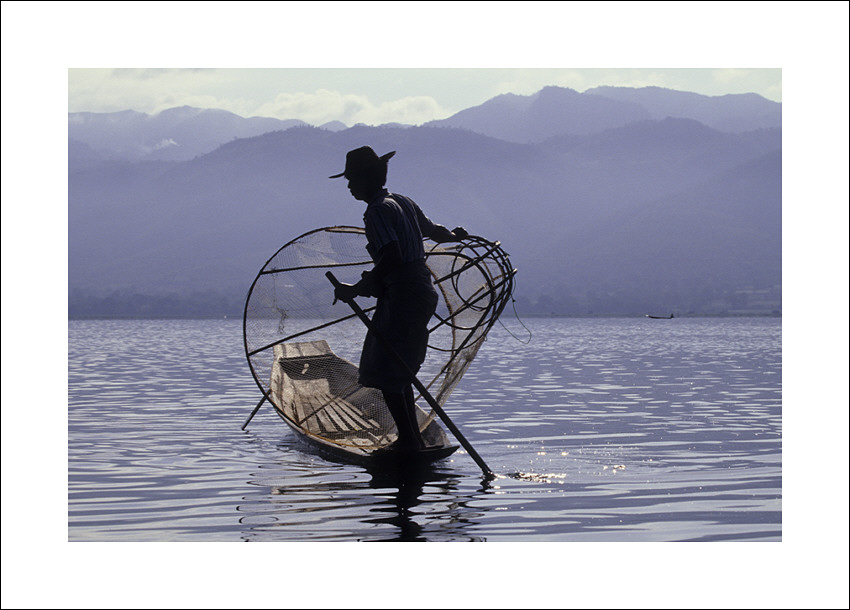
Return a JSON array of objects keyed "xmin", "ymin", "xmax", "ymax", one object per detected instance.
[
  {"xmin": 68, "ymin": 106, "xmax": 307, "ymax": 161},
  {"xmin": 68, "ymin": 137, "xmax": 110, "ymax": 172},
  {"xmin": 587, "ymin": 86, "xmax": 782, "ymax": 132},
  {"xmin": 67, "ymin": 86, "xmax": 780, "ymax": 162},
  {"xmin": 318, "ymin": 120, "xmax": 349, "ymax": 132},
  {"xmin": 520, "ymin": 148, "xmax": 781, "ymax": 315},
  {"xmin": 424, "ymin": 86, "xmax": 652, "ymax": 142},
  {"xmin": 424, "ymin": 86, "xmax": 781, "ymax": 142},
  {"xmin": 68, "ymin": 119, "xmax": 781, "ymax": 318}
]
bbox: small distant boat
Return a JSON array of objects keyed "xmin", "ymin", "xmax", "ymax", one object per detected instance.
[{"xmin": 645, "ymin": 313, "xmax": 675, "ymax": 319}]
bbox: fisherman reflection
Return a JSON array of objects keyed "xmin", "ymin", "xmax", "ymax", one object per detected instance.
[
  {"xmin": 364, "ymin": 463, "xmax": 485, "ymax": 542},
  {"xmin": 329, "ymin": 146, "xmax": 467, "ymax": 455},
  {"xmin": 243, "ymin": 462, "xmax": 489, "ymax": 542}
]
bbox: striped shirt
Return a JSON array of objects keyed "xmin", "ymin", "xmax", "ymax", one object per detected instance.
[{"xmin": 363, "ymin": 190, "xmax": 436, "ymax": 263}]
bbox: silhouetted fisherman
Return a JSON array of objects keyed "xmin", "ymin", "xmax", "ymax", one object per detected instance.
[{"xmin": 330, "ymin": 146, "xmax": 467, "ymax": 454}]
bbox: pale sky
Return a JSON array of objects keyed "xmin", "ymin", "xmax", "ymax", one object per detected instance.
[{"xmin": 68, "ymin": 67, "xmax": 782, "ymax": 126}]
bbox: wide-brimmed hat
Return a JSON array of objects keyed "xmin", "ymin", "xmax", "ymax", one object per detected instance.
[{"xmin": 329, "ymin": 146, "xmax": 396, "ymax": 179}]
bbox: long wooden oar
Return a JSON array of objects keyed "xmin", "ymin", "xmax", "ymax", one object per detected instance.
[{"xmin": 326, "ymin": 271, "xmax": 494, "ymax": 478}]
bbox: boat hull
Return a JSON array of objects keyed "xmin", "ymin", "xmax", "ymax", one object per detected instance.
[{"xmin": 274, "ymin": 407, "xmax": 459, "ymax": 467}]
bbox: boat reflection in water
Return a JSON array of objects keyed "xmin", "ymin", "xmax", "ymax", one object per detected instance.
[{"xmin": 239, "ymin": 448, "xmax": 491, "ymax": 542}]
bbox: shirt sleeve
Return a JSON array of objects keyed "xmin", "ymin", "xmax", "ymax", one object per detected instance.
[
  {"xmin": 411, "ymin": 199, "xmax": 437, "ymax": 238},
  {"xmin": 364, "ymin": 201, "xmax": 399, "ymax": 254}
]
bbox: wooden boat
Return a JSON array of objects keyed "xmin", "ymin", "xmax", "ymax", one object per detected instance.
[{"xmin": 268, "ymin": 339, "xmax": 458, "ymax": 466}]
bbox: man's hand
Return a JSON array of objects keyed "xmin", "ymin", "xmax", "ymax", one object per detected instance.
[
  {"xmin": 451, "ymin": 226, "xmax": 469, "ymax": 239},
  {"xmin": 333, "ymin": 282, "xmax": 359, "ymax": 304},
  {"xmin": 431, "ymin": 225, "xmax": 470, "ymax": 243}
]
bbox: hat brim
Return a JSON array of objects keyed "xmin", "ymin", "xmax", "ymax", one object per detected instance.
[{"xmin": 328, "ymin": 150, "xmax": 396, "ymax": 179}]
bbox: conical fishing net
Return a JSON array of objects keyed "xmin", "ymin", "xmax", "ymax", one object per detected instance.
[{"xmin": 243, "ymin": 226, "xmax": 516, "ymax": 455}]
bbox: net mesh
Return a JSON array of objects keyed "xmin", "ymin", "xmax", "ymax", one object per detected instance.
[{"xmin": 243, "ymin": 226, "xmax": 516, "ymax": 452}]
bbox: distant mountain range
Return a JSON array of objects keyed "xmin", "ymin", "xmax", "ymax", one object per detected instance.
[
  {"xmin": 69, "ymin": 86, "xmax": 781, "ymax": 162},
  {"xmin": 424, "ymin": 85, "xmax": 780, "ymax": 142},
  {"xmin": 69, "ymin": 107, "xmax": 305, "ymax": 163},
  {"xmin": 68, "ymin": 86, "xmax": 781, "ymax": 318}
]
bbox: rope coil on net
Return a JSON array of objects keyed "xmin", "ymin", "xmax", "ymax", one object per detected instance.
[{"xmin": 243, "ymin": 226, "xmax": 516, "ymax": 453}]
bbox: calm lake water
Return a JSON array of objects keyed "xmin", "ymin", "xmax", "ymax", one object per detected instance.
[{"xmin": 67, "ymin": 316, "xmax": 782, "ymax": 544}]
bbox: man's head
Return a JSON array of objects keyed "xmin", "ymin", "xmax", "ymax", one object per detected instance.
[{"xmin": 329, "ymin": 146, "xmax": 395, "ymax": 200}]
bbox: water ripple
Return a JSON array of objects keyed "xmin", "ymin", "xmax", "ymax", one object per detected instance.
[{"xmin": 68, "ymin": 317, "xmax": 781, "ymax": 541}]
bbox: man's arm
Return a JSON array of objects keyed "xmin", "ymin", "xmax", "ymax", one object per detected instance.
[
  {"xmin": 408, "ymin": 197, "xmax": 468, "ymax": 243},
  {"xmin": 427, "ymin": 224, "xmax": 469, "ymax": 243}
]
